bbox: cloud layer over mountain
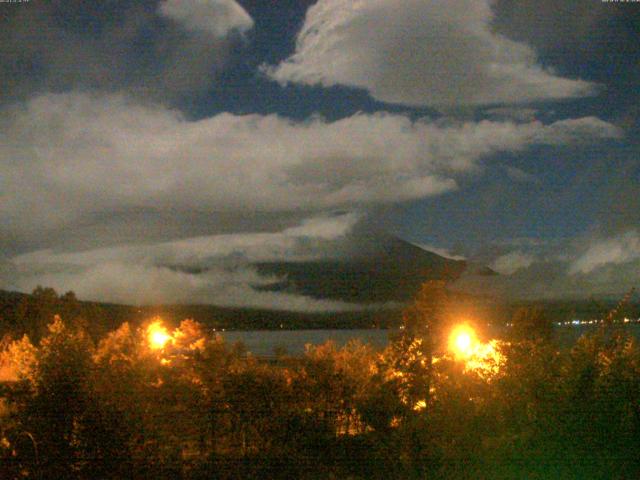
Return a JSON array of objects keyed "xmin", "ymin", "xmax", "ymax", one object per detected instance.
[{"xmin": 1, "ymin": 213, "xmax": 390, "ymax": 310}]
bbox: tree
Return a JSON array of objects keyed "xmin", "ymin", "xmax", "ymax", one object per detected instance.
[
  {"xmin": 388, "ymin": 280, "xmax": 449, "ymax": 412},
  {"xmin": 509, "ymin": 306, "xmax": 553, "ymax": 342},
  {"xmin": 14, "ymin": 287, "xmax": 59, "ymax": 342},
  {"xmin": 24, "ymin": 316, "xmax": 94, "ymax": 479}
]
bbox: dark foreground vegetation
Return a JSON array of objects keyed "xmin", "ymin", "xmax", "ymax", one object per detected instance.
[{"xmin": 1, "ymin": 283, "xmax": 640, "ymax": 479}]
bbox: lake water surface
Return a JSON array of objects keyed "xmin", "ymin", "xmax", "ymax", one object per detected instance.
[
  {"xmin": 219, "ymin": 329, "xmax": 394, "ymax": 357},
  {"xmin": 219, "ymin": 324, "xmax": 640, "ymax": 357}
]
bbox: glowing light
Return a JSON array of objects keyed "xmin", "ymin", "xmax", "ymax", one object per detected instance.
[
  {"xmin": 449, "ymin": 324, "xmax": 476, "ymax": 358},
  {"xmin": 447, "ymin": 324, "xmax": 505, "ymax": 378},
  {"xmin": 147, "ymin": 321, "xmax": 171, "ymax": 350},
  {"xmin": 455, "ymin": 332, "xmax": 471, "ymax": 353}
]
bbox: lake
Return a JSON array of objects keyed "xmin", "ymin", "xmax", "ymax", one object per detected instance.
[
  {"xmin": 219, "ymin": 323, "xmax": 640, "ymax": 357},
  {"xmin": 218, "ymin": 329, "xmax": 394, "ymax": 357}
]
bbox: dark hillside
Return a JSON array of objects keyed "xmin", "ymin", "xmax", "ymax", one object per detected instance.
[{"xmin": 0, "ymin": 288, "xmax": 403, "ymax": 340}]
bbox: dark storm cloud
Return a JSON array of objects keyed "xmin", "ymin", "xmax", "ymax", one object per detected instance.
[
  {"xmin": 492, "ymin": 0, "xmax": 638, "ymax": 60},
  {"xmin": 587, "ymin": 148, "xmax": 640, "ymax": 235},
  {"xmin": 492, "ymin": 0, "xmax": 612, "ymax": 53},
  {"xmin": 492, "ymin": 0, "xmax": 640, "ymax": 125},
  {"xmin": 0, "ymin": 0, "xmax": 253, "ymax": 105},
  {"xmin": 493, "ymin": 0, "xmax": 640, "ymax": 249}
]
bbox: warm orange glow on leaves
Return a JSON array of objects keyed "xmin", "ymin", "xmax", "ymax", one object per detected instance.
[
  {"xmin": 448, "ymin": 324, "xmax": 504, "ymax": 377},
  {"xmin": 413, "ymin": 399, "xmax": 427, "ymax": 411},
  {"xmin": 464, "ymin": 340, "xmax": 503, "ymax": 377},
  {"xmin": 147, "ymin": 320, "xmax": 171, "ymax": 350}
]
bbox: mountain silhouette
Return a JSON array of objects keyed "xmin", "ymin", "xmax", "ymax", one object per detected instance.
[{"xmin": 254, "ymin": 235, "xmax": 490, "ymax": 303}]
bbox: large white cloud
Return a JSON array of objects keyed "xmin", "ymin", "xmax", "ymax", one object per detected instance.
[
  {"xmin": 266, "ymin": 0, "xmax": 595, "ymax": 107},
  {"xmin": 490, "ymin": 251, "xmax": 535, "ymax": 275},
  {"xmin": 0, "ymin": 92, "xmax": 621, "ymax": 240},
  {"xmin": 158, "ymin": 0, "xmax": 254, "ymax": 37},
  {"xmin": 570, "ymin": 230, "xmax": 640, "ymax": 275}
]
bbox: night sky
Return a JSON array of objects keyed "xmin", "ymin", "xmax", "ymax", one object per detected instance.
[{"xmin": 1, "ymin": 0, "xmax": 639, "ymax": 308}]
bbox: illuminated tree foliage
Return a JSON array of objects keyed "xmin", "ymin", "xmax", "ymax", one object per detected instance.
[{"xmin": 0, "ymin": 287, "xmax": 639, "ymax": 479}]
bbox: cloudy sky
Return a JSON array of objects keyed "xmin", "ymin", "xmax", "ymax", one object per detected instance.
[{"xmin": 1, "ymin": 0, "xmax": 639, "ymax": 307}]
